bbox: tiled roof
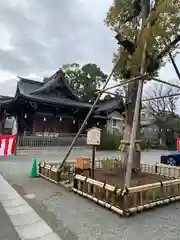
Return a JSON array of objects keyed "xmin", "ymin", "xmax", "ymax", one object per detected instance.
[
  {"xmin": 94, "ymin": 97, "xmax": 125, "ymax": 114},
  {"xmin": 0, "ymin": 69, "xmax": 125, "ymax": 114},
  {"xmin": 16, "ymin": 69, "xmax": 92, "ymax": 108}
]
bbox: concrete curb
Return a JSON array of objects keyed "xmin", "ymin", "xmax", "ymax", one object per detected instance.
[{"xmin": 0, "ymin": 174, "xmax": 62, "ymax": 240}]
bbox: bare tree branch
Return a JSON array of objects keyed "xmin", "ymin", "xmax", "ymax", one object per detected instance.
[{"xmin": 144, "ymin": 83, "xmax": 179, "ymax": 129}]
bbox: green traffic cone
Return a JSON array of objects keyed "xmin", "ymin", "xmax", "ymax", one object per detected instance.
[{"xmin": 30, "ymin": 159, "xmax": 38, "ymax": 178}]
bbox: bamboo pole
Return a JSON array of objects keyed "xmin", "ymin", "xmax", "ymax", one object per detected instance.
[
  {"xmin": 99, "ymin": 74, "xmax": 148, "ymax": 92},
  {"xmin": 168, "ymin": 51, "xmax": 180, "ymax": 81},
  {"xmin": 127, "ymin": 178, "xmax": 180, "ymax": 194},
  {"xmin": 86, "ymin": 178, "xmax": 105, "ymax": 188},
  {"xmin": 125, "ymin": 0, "xmax": 149, "ymax": 188},
  {"xmin": 152, "ymin": 78, "xmax": 180, "ymax": 89},
  {"xmin": 97, "ymin": 89, "xmax": 180, "ymax": 102},
  {"xmin": 96, "ymin": 89, "xmax": 126, "ymax": 98},
  {"xmin": 163, "ymin": 38, "xmax": 180, "ymax": 81},
  {"xmin": 74, "ymin": 174, "xmax": 116, "ymax": 191},
  {"xmin": 59, "ymin": 65, "xmax": 145, "ymax": 171},
  {"xmin": 58, "ymin": 61, "xmax": 118, "ymax": 170},
  {"xmin": 128, "ymin": 196, "xmax": 180, "ymax": 214},
  {"xmin": 74, "ymin": 174, "xmax": 87, "ymax": 181},
  {"xmin": 143, "ymin": 92, "xmax": 180, "ymax": 101}
]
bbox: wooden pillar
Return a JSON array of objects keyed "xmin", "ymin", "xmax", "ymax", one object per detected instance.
[
  {"xmin": 32, "ymin": 117, "xmax": 35, "ymax": 133},
  {"xmin": 0, "ymin": 107, "xmax": 3, "ymax": 135},
  {"xmin": 16, "ymin": 112, "xmax": 20, "ymax": 135},
  {"xmin": 0, "ymin": 107, "xmax": 5, "ymax": 135},
  {"xmin": 18, "ymin": 110, "xmax": 24, "ymax": 135}
]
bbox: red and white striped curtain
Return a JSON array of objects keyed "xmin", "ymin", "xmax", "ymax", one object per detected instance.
[{"xmin": 0, "ymin": 135, "xmax": 16, "ymax": 156}]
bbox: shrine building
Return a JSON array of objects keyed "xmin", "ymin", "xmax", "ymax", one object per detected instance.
[{"xmin": 0, "ymin": 69, "xmax": 125, "ymax": 136}]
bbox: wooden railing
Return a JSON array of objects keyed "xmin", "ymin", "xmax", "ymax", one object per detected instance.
[
  {"xmin": 72, "ymin": 174, "xmax": 124, "ymax": 215},
  {"xmin": 39, "ymin": 162, "xmax": 60, "ymax": 183},
  {"xmin": 25, "ymin": 132, "xmax": 87, "ymax": 138},
  {"xmin": 38, "ymin": 158, "xmax": 180, "ymax": 216},
  {"xmin": 125, "ymin": 178, "xmax": 180, "ymax": 214},
  {"xmin": 71, "ymin": 162, "xmax": 180, "ymax": 216},
  {"xmin": 16, "ymin": 134, "xmax": 87, "ymax": 148},
  {"xmin": 38, "ymin": 159, "xmax": 102, "ymax": 182},
  {"xmin": 39, "ymin": 161, "xmax": 180, "ymax": 181},
  {"xmin": 38, "ymin": 158, "xmax": 122, "ymax": 180},
  {"xmin": 72, "ymin": 173, "xmax": 180, "ymax": 216}
]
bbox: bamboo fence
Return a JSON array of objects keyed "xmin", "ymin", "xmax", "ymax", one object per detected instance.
[
  {"xmin": 38, "ymin": 159, "xmax": 180, "ymax": 216},
  {"xmin": 39, "ymin": 159, "xmax": 180, "ymax": 181},
  {"xmin": 72, "ymin": 173, "xmax": 180, "ymax": 216}
]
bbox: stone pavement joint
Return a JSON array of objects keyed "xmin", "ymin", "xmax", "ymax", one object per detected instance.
[{"xmin": 0, "ymin": 174, "xmax": 62, "ymax": 240}]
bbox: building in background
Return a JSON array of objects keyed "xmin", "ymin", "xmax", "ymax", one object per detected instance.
[
  {"xmin": 0, "ymin": 69, "xmax": 125, "ymax": 136},
  {"xmin": 140, "ymin": 108, "xmax": 159, "ymax": 143}
]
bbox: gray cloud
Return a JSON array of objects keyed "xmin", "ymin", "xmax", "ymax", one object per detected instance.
[
  {"xmin": 0, "ymin": 0, "xmax": 117, "ymax": 95},
  {"xmin": 0, "ymin": 0, "xmax": 178, "ymax": 97},
  {"xmin": 0, "ymin": 1, "xmax": 115, "ymax": 78}
]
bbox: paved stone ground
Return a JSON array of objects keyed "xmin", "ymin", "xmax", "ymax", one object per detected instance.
[
  {"xmin": 0, "ymin": 149, "xmax": 180, "ymax": 240},
  {"xmin": 0, "ymin": 174, "xmax": 62, "ymax": 240},
  {"xmin": 16, "ymin": 146, "xmax": 174, "ymax": 163},
  {"xmin": 0, "ymin": 202, "xmax": 21, "ymax": 240}
]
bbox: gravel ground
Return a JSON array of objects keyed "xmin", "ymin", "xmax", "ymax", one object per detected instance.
[{"xmin": 0, "ymin": 149, "xmax": 179, "ymax": 240}]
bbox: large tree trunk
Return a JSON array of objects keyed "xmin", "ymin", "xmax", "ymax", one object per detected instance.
[{"xmin": 122, "ymin": 80, "xmax": 141, "ymax": 169}]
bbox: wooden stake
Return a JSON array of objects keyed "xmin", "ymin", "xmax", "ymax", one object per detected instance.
[{"xmin": 91, "ymin": 145, "xmax": 96, "ymax": 179}]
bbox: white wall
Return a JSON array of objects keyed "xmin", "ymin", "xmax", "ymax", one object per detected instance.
[
  {"xmin": 106, "ymin": 109, "xmax": 159, "ymax": 140},
  {"xmin": 106, "ymin": 111, "xmax": 123, "ymax": 135},
  {"xmin": 140, "ymin": 110, "xmax": 159, "ymax": 141}
]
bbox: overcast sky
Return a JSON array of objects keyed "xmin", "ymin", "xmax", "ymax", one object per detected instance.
[{"xmin": 0, "ymin": 0, "xmax": 179, "ymax": 97}]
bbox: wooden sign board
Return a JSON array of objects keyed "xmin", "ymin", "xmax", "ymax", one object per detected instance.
[
  {"xmin": 87, "ymin": 127, "xmax": 101, "ymax": 145},
  {"xmin": 4, "ymin": 118, "xmax": 13, "ymax": 129}
]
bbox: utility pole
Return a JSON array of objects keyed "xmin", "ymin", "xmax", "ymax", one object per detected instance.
[{"xmin": 125, "ymin": 0, "xmax": 150, "ymax": 188}]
